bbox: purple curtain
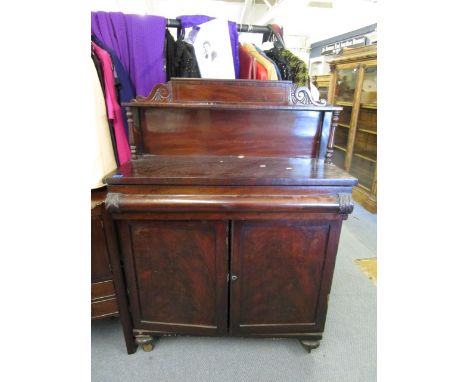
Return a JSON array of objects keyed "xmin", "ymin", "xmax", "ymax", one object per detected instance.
[
  {"xmin": 91, "ymin": 12, "xmax": 166, "ymax": 97},
  {"xmin": 177, "ymin": 15, "xmax": 240, "ymax": 79}
]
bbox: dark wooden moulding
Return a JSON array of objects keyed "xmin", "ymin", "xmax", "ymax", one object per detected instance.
[{"xmin": 103, "ymin": 78, "xmax": 357, "ymax": 354}]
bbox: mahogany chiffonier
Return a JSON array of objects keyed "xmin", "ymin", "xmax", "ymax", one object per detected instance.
[{"xmin": 102, "ymin": 79, "xmax": 357, "ymax": 354}]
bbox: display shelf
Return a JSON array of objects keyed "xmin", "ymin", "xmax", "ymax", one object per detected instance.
[
  {"xmin": 357, "ymin": 183, "xmax": 372, "ymax": 192},
  {"xmin": 354, "ymin": 151, "xmax": 376, "ymax": 163},
  {"xmin": 334, "ymin": 144, "xmax": 347, "ymax": 152},
  {"xmin": 332, "ymin": 148, "xmax": 346, "ymax": 170},
  {"xmin": 335, "ymin": 101, "xmax": 353, "ymax": 107},
  {"xmin": 358, "ymin": 127, "xmax": 377, "ymax": 135},
  {"xmin": 358, "ymin": 128, "xmax": 376, "ymax": 135},
  {"xmin": 361, "ymin": 103, "xmax": 377, "ymax": 109},
  {"xmin": 337, "ymin": 107, "xmax": 352, "ymax": 127},
  {"xmin": 334, "ymin": 125, "xmax": 349, "ymax": 149},
  {"xmin": 350, "ymin": 155, "xmax": 375, "ymax": 190}
]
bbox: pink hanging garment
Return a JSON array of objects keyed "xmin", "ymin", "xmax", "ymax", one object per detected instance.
[{"xmin": 92, "ymin": 41, "xmax": 131, "ymax": 165}]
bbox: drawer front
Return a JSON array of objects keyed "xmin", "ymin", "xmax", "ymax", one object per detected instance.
[
  {"xmin": 91, "ymin": 280, "xmax": 115, "ymax": 300},
  {"xmin": 229, "ymin": 219, "xmax": 342, "ymax": 335},
  {"xmin": 91, "ymin": 297, "xmax": 118, "ymax": 319}
]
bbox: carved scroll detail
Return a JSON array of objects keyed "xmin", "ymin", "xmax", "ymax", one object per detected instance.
[
  {"xmin": 326, "ymin": 110, "xmax": 340, "ymax": 164},
  {"xmin": 290, "ymin": 85, "xmax": 327, "ymax": 106},
  {"xmin": 337, "ymin": 193, "xmax": 354, "ymax": 215},
  {"xmin": 105, "ymin": 193, "xmax": 121, "ymax": 211},
  {"xmin": 136, "ymin": 83, "xmax": 173, "ymax": 103}
]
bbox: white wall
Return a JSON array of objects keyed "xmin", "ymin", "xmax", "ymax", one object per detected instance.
[
  {"xmin": 90, "ymin": 0, "xmax": 245, "ymax": 20},
  {"xmin": 271, "ymin": 0, "xmax": 377, "ymax": 43}
]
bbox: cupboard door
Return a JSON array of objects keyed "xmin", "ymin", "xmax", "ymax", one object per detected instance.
[
  {"xmin": 118, "ymin": 220, "xmax": 228, "ymax": 335},
  {"xmin": 230, "ymin": 220, "xmax": 340, "ymax": 335}
]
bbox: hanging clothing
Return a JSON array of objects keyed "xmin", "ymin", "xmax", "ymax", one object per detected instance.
[
  {"xmin": 265, "ymin": 47, "xmax": 293, "ymax": 81},
  {"xmin": 253, "ymin": 45, "xmax": 282, "ymax": 80},
  {"xmin": 256, "ymin": 61, "xmax": 268, "ymax": 80},
  {"xmin": 92, "ymin": 42, "xmax": 131, "ymax": 165},
  {"xmin": 165, "ymin": 30, "xmax": 177, "ymax": 81},
  {"xmin": 277, "ymin": 49, "xmax": 310, "ymax": 87},
  {"xmin": 176, "ymin": 15, "xmax": 240, "ymax": 79},
  {"xmin": 91, "ymin": 12, "xmax": 166, "ymax": 96},
  {"xmin": 91, "ymin": 51, "xmax": 105, "ymax": 93},
  {"xmin": 174, "ymin": 38, "xmax": 201, "ymax": 78},
  {"xmin": 243, "ymin": 43, "xmax": 278, "ymax": 80},
  {"xmin": 91, "ymin": 57, "xmax": 117, "ymax": 189},
  {"xmin": 239, "ymin": 44, "xmax": 257, "ymax": 80},
  {"xmin": 92, "ymin": 50, "xmax": 119, "ymax": 165},
  {"xmin": 92, "ymin": 34, "xmax": 135, "ymax": 139}
]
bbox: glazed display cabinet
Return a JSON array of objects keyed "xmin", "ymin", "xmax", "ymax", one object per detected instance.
[{"xmin": 327, "ymin": 45, "xmax": 377, "ymax": 213}]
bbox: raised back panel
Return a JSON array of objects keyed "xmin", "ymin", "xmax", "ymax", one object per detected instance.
[
  {"xmin": 126, "ymin": 79, "xmax": 341, "ymax": 160},
  {"xmin": 141, "ymin": 108, "xmax": 323, "ymax": 158},
  {"xmin": 171, "ymin": 78, "xmax": 291, "ymax": 104}
]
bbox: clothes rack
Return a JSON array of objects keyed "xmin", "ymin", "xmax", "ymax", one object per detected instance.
[
  {"xmin": 166, "ymin": 18, "xmax": 270, "ymax": 33},
  {"xmin": 166, "ymin": 18, "xmax": 285, "ymax": 47}
]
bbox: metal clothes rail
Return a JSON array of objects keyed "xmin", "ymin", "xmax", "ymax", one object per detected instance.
[{"xmin": 165, "ymin": 18, "xmax": 272, "ymax": 34}]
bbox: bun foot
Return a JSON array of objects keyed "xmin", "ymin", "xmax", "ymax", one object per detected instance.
[
  {"xmin": 299, "ymin": 339, "xmax": 321, "ymax": 353},
  {"xmin": 135, "ymin": 334, "xmax": 154, "ymax": 352}
]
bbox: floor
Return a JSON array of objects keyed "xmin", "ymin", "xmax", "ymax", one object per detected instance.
[{"xmin": 92, "ymin": 204, "xmax": 377, "ymax": 382}]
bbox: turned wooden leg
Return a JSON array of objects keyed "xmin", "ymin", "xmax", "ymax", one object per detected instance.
[
  {"xmin": 299, "ymin": 339, "xmax": 321, "ymax": 353},
  {"xmin": 135, "ymin": 334, "xmax": 154, "ymax": 352}
]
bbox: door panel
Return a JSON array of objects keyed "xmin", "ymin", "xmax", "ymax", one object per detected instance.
[
  {"xmin": 230, "ymin": 220, "xmax": 332, "ymax": 335},
  {"xmin": 118, "ymin": 220, "xmax": 228, "ymax": 335},
  {"xmin": 91, "ymin": 216, "xmax": 113, "ymax": 282}
]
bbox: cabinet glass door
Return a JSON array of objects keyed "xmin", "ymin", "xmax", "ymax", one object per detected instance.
[
  {"xmin": 360, "ymin": 65, "xmax": 377, "ymax": 108},
  {"xmin": 335, "ymin": 67, "xmax": 358, "ymax": 104}
]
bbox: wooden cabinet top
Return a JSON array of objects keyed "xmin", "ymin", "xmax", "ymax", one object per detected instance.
[
  {"xmin": 105, "ymin": 155, "xmax": 357, "ymax": 187},
  {"xmin": 328, "ymin": 45, "xmax": 377, "ymax": 66}
]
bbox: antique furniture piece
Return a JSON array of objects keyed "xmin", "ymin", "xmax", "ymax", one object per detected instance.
[
  {"xmin": 311, "ymin": 74, "xmax": 331, "ymax": 101},
  {"xmin": 91, "ymin": 187, "xmax": 119, "ymax": 319},
  {"xmin": 327, "ymin": 45, "xmax": 377, "ymax": 213},
  {"xmin": 103, "ymin": 79, "xmax": 357, "ymax": 354}
]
